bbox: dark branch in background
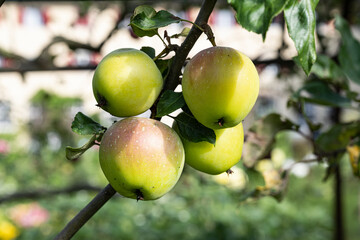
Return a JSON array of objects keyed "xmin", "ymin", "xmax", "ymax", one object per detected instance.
[
  {"xmin": 0, "ymin": 58, "xmax": 295, "ymax": 73},
  {"xmin": 0, "ymin": 0, "xmax": 5, "ymax": 7},
  {"xmin": 54, "ymin": 184, "xmax": 116, "ymax": 240},
  {"xmin": 54, "ymin": 1, "xmax": 218, "ymax": 239},
  {"xmin": 333, "ymin": 1, "xmax": 352, "ymax": 239},
  {"xmin": 0, "ymin": 184, "xmax": 102, "ymax": 204},
  {"xmin": 0, "ymin": 3, "xmax": 130, "ymax": 74}
]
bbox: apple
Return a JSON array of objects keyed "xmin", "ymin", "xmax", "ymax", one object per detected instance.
[
  {"xmin": 92, "ymin": 48, "xmax": 163, "ymax": 117},
  {"xmin": 99, "ymin": 117, "xmax": 185, "ymax": 200},
  {"xmin": 182, "ymin": 46, "xmax": 259, "ymax": 129},
  {"xmin": 174, "ymin": 117, "xmax": 244, "ymax": 175}
]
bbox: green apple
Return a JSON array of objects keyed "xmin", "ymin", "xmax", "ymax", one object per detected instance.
[
  {"xmin": 182, "ymin": 46, "xmax": 259, "ymax": 129},
  {"xmin": 99, "ymin": 117, "xmax": 185, "ymax": 200},
  {"xmin": 93, "ymin": 48, "xmax": 163, "ymax": 117},
  {"xmin": 174, "ymin": 116, "xmax": 244, "ymax": 175}
]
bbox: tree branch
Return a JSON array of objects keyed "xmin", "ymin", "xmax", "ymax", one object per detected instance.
[
  {"xmin": 0, "ymin": 184, "xmax": 102, "ymax": 204},
  {"xmin": 54, "ymin": 184, "xmax": 116, "ymax": 240},
  {"xmin": 163, "ymin": 0, "xmax": 218, "ymax": 91},
  {"xmin": 54, "ymin": 1, "xmax": 218, "ymax": 238}
]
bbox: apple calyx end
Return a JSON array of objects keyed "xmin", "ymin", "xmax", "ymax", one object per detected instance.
[
  {"xmin": 95, "ymin": 92, "xmax": 108, "ymax": 109},
  {"xmin": 217, "ymin": 118, "xmax": 225, "ymax": 127},
  {"xmin": 226, "ymin": 169, "xmax": 234, "ymax": 176},
  {"xmin": 135, "ymin": 189, "xmax": 144, "ymax": 201}
]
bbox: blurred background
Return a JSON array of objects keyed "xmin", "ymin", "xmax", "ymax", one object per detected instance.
[{"xmin": 0, "ymin": 0, "xmax": 359, "ymax": 239}]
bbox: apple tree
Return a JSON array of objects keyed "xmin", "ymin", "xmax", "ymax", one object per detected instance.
[{"xmin": 55, "ymin": 0, "xmax": 360, "ymax": 239}]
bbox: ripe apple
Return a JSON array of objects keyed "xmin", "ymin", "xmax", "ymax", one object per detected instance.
[
  {"xmin": 174, "ymin": 117, "xmax": 244, "ymax": 175},
  {"xmin": 92, "ymin": 48, "xmax": 163, "ymax": 117},
  {"xmin": 99, "ymin": 117, "xmax": 185, "ymax": 200},
  {"xmin": 182, "ymin": 46, "xmax": 259, "ymax": 129}
]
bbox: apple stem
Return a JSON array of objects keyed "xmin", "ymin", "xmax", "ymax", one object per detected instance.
[
  {"xmin": 135, "ymin": 189, "xmax": 144, "ymax": 201},
  {"xmin": 226, "ymin": 169, "xmax": 234, "ymax": 176}
]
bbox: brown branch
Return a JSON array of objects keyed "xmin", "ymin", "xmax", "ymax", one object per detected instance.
[
  {"xmin": 163, "ymin": 0, "xmax": 218, "ymax": 91},
  {"xmin": 0, "ymin": 184, "xmax": 102, "ymax": 204},
  {"xmin": 54, "ymin": 1, "xmax": 218, "ymax": 239},
  {"xmin": 54, "ymin": 184, "xmax": 116, "ymax": 240},
  {"xmin": 150, "ymin": 0, "xmax": 218, "ymax": 118}
]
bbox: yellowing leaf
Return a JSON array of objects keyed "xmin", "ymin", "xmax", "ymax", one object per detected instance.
[{"xmin": 347, "ymin": 145, "xmax": 360, "ymax": 177}]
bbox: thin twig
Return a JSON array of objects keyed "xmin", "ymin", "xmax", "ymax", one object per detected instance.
[
  {"xmin": 54, "ymin": 184, "xmax": 116, "ymax": 240},
  {"xmin": 55, "ymin": 1, "xmax": 218, "ymax": 239}
]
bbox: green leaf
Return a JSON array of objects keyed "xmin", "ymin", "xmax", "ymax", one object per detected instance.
[
  {"xmin": 130, "ymin": 6, "xmax": 158, "ymax": 37},
  {"xmin": 155, "ymin": 58, "xmax": 172, "ymax": 79},
  {"xmin": 66, "ymin": 134, "xmax": 98, "ymax": 161},
  {"xmin": 284, "ymin": 0, "xmax": 319, "ymax": 75},
  {"xmin": 335, "ymin": 15, "xmax": 360, "ymax": 85},
  {"xmin": 293, "ymin": 80, "xmax": 352, "ymax": 107},
  {"xmin": 181, "ymin": 104, "xmax": 193, "ymax": 116},
  {"xmin": 311, "ymin": 54, "xmax": 348, "ymax": 86},
  {"xmin": 140, "ymin": 46, "xmax": 156, "ymax": 59},
  {"xmin": 316, "ymin": 122, "xmax": 360, "ymax": 153},
  {"xmin": 227, "ymin": 0, "xmax": 289, "ymax": 40},
  {"xmin": 174, "ymin": 112, "xmax": 216, "ymax": 145},
  {"xmin": 71, "ymin": 112, "xmax": 106, "ymax": 135},
  {"xmin": 156, "ymin": 90, "xmax": 186, "ymax": 117},
  {"xmin": 130, "ymin": 6, "xmax": 181, "ymax": 37},
  {"xmin": 170, "ymin": 27, "xmax": 191, "ymax": 38},
  {"xmin": 243, "ymin": 113, "xmax": 299, "ymax": 167}
]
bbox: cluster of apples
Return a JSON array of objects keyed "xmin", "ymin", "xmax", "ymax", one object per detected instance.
[{"xmin": 92, "ymin": 47, "xmax": 259, "ymax": 201}]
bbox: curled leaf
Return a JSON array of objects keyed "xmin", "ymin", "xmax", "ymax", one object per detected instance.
[
  {"xmin": 71, "ymin": 112, "xmax": 106, "ymax": 135},
  {"xmin": 66, "ymin": 134, "xmax": 98, "ymax": 161}
]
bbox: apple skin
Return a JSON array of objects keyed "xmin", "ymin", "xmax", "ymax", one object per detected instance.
[
  {"xmin": 92, "ymin": 48, "xmax": 163, "ymax": 117},
  {"xmin": 174, "ymin": 119, "xmax": 244, "ymax": 175},
  {"xmin": 99, "ymin": 117, "xmax": 185, "ymax": 200},
  {"xmin": 182, "ymin": 46, "xmax": 259, "ymax": 129}
]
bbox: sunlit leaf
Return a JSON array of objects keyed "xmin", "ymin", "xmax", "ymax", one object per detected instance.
[
  {"xmin": 227, "ymin": 0, "xmax": 289, "ymax": 40},
  {"xmin": 284, "ymin": 0, "xmax": 319, "ymax": 75},
  {"xmin": 71, "ymin": 112, "xmax": 106, "ymax": 135},
  {"xmin": 130, "ymin": 6, "xmax": 181, "ymax": 37},
  {"xmin": 130, "ymin": 6, "xmax": 158, "ymax": 37}
]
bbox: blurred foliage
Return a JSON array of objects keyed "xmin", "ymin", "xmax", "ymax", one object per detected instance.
[
  {"xmin": 0, "ymin": 1, "xmax": 360, "ymax": 239},
  {"xmin": 0, "ymin": 88, "xmax": 359, "ymax": 239},
  {"xmin": 1, "ymin": 154, "xmax": 360, "ymax": 239}
]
